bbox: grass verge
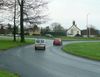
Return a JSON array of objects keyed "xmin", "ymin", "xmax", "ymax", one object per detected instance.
[
  {"xmin": 0, "ymin": 70, "xmax": 19, "ymax": 77},
  {"xmin": 0, "ymin": 38, "xmax": 34, "ymax": 50},
  {"xmin": 57, "ymin": 36, "xmax": 100, "ymax": 41},
  {"xmin": 25, "ymin": 35, "xmax": 100, "ymax": 41},
  {"xmin": 63, "ymin": 42, "xmax": 100, "ymax": 61}
]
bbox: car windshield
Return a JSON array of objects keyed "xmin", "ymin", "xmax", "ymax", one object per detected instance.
[
  {"xmin": 41, "ymin": 40, "xmax": 44, "ymax": 43},
  {"xmin": 36, "ymin": 39, "xmax": 44, "ymax": 43},
  {"xmin": 36, "ymin": 40, "xmax": 40, "ymax": 43}
]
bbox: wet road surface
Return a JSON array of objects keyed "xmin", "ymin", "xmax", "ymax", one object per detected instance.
[{"xmin": 0, "ymin": 40, "xmax": 100, "ymax": 77}]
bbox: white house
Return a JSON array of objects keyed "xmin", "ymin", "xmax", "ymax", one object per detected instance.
[{"xmin": 67, "ymin": 21, "xmax": 81, "ymax": 37}]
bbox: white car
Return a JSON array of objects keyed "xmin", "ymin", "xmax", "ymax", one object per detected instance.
[{"xmin": 35, "ymin": 39, "xmax": 46, "ymax": 50}]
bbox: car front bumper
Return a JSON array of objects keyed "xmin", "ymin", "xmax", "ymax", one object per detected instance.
[{"xmin": 35, "ymin": 45, "xmax": 45, "ymax": 49}]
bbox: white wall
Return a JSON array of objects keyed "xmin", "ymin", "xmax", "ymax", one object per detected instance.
[{"xmin": 67, "ymin": 26, "xmax": 81, "ymax": 37}]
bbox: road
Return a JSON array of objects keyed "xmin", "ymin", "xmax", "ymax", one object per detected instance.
[{"xmin": 0, "ymin": 40, "xmax": 100, "ymax": 77}]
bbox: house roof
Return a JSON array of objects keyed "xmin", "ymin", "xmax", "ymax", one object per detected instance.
[
  {"xmin": 67, "ymin": 21, "xmax": 81, "ymax": 31},
  {"xmin": 67, "ymin": 25, "xmax": 81, "ymax": 31}
]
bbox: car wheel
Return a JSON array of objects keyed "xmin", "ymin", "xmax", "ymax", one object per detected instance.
[
  {"xmin": 44, "ymin": 47, "xmax": 46, "ymax": 50},
  {"xmin": 35, "ymin": 47, "xmax": 37, "ymax": 50},
  {"xmin": 53, "ymin": 43, "xmax": 55, "ymax": 46},
  {"xmin": 60, "ymin": 42, "xmax": 63, "ymax": 45}
]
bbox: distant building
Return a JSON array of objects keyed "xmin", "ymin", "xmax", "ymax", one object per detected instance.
[
  {"xmin": 24, "ymin": 27, "xmax": 41, "ymax": 36},
  {"xmin": 81, "ymin": 28, "xmax": 99, "ymax": 37},
  {"xmin": 67, "ymin": 21, "xmax": 81, "ymax": 37}
]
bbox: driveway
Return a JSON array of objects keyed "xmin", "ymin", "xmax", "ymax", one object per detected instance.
[{"xmin": 0, "ymin": 40, "xmax": 100, "ymax": 77}]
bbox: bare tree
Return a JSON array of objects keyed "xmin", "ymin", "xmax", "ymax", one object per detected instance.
[
  {"xmin": 51, "ymin": 22, "xmax": 64, "ymax": 32},
  {"xmin": 12, "ymin": 0, "xmax": 17, "ymax": 41},
  {"xmin": 17, "ymin": 0, "xmax": 48, "ymax": 42},
  {"xmin": 0, "ymin": 0, "xmax": 4, "ymax": 7},
  {"xmin": 1, "ymin": 0, "xmax": 48, "ymax": 42},
  {"xmin": 0, "ymin": 0, "xmax": 17, "ymax": 41},
  {"xmin": 45, "ymin": 26, "xmax": 51, "ymax": 32}
]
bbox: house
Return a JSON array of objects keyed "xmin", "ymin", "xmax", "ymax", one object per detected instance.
[
  {"xmin": 67, "ymin": 21, "xmax": 81, "ymax": 37},
  {"xmin": 81, "ymin": 28, "xmax": 99, "ymax": 37},
  {"xmin": 24, "ymin": 27, "xmax": 41, "ymax": 36}
]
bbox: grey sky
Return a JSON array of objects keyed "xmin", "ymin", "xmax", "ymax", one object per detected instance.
[
  {"xmin": 46, "ymin": 0, "xmax": 100, "ymax": 29},
  {"xmin": 0, "ymin": 0, "xmax": 100, "ymax": 30}
]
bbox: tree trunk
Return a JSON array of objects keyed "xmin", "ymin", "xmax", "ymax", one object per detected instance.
[
  {"xmin": 13, "ymin": 0, "xmax": 16, "ymax": 42},
  {"xmin": 20, "ymin": 0, "xmax": 25, "ymax": 42}
]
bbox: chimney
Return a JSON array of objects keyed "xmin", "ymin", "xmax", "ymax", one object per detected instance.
[
  {"xmin": 73, "ymin": 20, "xmax": 77, "ymax": 26},
  {"xmin": 73, "ymin": 21, "xmax": 75, "ymax": 25}
]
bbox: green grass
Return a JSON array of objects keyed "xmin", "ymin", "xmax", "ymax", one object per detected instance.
[
  {"xmin": 25, "ymin": 35, "xmax": 100, "ymax": 40},
  {"xmin": 0, "ymin": 70, "xmax": 19, "ymax": 77},
  {"xmin": 63, "ymin": 42, "xmax": 100, "ymax": 60},
  {"xmin": 57, "ymin": 36, "xmax": 100, "ymax": 41},
  {"xmin": 0, "ymin": 38, "xmax": 34, "ymax": 50}
]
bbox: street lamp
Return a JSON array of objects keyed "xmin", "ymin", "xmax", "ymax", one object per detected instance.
[{"xmin": 86, "ymin": 13, "xmax": 90, "ymax": 38}]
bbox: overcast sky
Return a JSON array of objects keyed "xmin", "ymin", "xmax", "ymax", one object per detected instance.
[
  {"xmin": 46, "ymin": 0, "xmax": 100, "ymax": 29},
  {"xmin": 0, "ymin": 0, "xmax": 100, "ymax": 30}
]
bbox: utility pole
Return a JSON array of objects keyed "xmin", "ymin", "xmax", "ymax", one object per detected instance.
[{"xmin": 86, "ymin": 13, "xmax": 90, "ymax": 38}]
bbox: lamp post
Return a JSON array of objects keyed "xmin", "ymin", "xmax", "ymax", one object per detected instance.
[{"xmin": 86, "ymin": 13, "xmax": 90, "ymax": 38}]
